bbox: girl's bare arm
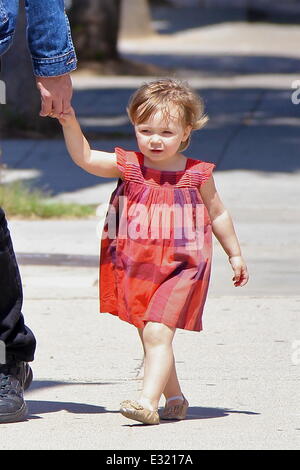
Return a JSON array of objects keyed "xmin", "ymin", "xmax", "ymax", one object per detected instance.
[
  {"xmin": 199, "ymin": 176, "xmax": 249, "ymax": 287},
  {"xmin": 59, "ymin": 108, "xmax": 122, "ymax": 178}
]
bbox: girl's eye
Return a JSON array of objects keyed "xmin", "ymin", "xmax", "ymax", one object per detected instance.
[
  {"xmin": 163, "ymin": 131, "xmax": 173, "ymax": 135},
  {"xmin": 141, "ymin": 129, "xmax": 150, "ymax": 134}
]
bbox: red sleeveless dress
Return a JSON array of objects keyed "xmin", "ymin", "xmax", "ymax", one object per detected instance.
[{"xmin": 99, "ymin": 147, "xmax": 216, "ymax": 332}]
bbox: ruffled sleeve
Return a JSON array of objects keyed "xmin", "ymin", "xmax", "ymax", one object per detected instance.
[
  {"xmin": 115, "ymin": 146, "xmax": 127, "ymax": 180},
  {"xmin": 199, "ymin": 161, "xmax": 216, "ymax": 186}
]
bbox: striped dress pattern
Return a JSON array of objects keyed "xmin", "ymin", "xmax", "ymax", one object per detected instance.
[{"xmin": 99, "ymin": 146, "xmax": 216, "ymax": 332}]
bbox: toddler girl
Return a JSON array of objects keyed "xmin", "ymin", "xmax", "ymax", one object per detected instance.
[{"xmin": 57, "ymin": 78, "xmax": 249, "ymax": 425}]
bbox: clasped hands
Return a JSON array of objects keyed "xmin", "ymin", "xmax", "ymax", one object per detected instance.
[{"xmin": 35, "ymin": 74, "xmax": 73, "ymax": 118}]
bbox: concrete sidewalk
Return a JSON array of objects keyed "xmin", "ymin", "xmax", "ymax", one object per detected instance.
[
  {"xmin": 0, "ymin": 15, "xmax": 299, "ymax": 450},
  {"xmin": 1, "ymin": 210, "xmax": 299, "ymax": 449}
]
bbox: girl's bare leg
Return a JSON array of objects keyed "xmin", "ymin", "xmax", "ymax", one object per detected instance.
[
  {"xmin": 138, "ymin": 326, "xmax": 182, "ymax": 402},
  {"xmin": 162, "ymin": 354, "xmax": 183, "ymax": 400},
  {"xmin": 137, "ymin": 327, "xmax": 145, "ymax": 355},
  {"xmin": 137, "ymin": 321, "xmax": 182, "ymax": 410},
  {"xmin": 137, "ymin": 327, "xmax": 146, "ymax": 383}
]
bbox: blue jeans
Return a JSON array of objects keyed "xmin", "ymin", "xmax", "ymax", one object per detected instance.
[
  {"xmin": 0, "ymin": 208, "xmax": 36, "ymax": 363},
  {"xmin": 0, "ymin": 0, "xmax": 77, "ymax": 76}
]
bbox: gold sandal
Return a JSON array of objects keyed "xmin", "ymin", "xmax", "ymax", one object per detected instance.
[
  {"xmin": 160, "ymin": 395, "xmax": 189, "ymax": 421},
  {"xmin": 120, "ymin": 400, "xmax": 160, "ymax": 425}
]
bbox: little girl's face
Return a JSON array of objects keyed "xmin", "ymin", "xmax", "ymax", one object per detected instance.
[{"xmin": 134, "ymin": 104, "xmax": 191, "ymax": 164}]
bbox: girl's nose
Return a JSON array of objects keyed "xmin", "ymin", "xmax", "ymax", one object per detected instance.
[{"xmin": 150, "ymin": 134, "xmax": 162, "ymax": 145}]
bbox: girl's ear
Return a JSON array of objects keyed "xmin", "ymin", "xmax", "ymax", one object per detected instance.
[
  {"xmin": 178, "ymin": 125, "xmax": 193, "ymax": 152},
  {"xmin": 183, "ymin": 125, "xmax": 192, "ymax": 141}
]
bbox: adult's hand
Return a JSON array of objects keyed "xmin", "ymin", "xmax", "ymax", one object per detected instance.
[{"xmin": 35, "ymin": 74, "xmax": 73, "ymax": 117}]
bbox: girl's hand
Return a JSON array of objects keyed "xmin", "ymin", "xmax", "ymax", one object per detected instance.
[
  {"xmin": 48, "ymin": 106, "xmax": 77, "ymax": 127},
  {"xmin": 229, "ymin": 255, "xmax": 249, "ymax": 287}
]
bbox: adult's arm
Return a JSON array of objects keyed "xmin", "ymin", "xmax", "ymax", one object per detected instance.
[
  {"xmin": 25, "ymin": 0, "xmax": 77, "ymax": 77},
  {"xmin": 25, "ymin": 0, "xmax": 77, "ymax": 116},
  {"xmin": 0, "ymin": 0, "xmax": 19, "ymax": 56},
  {"xmin": 0, "ymin": 0, "xmax": 77, "ymax": 75},
  {"xmin": 0, "ymin": 0, "xmax": 77, "ymax": 116}
]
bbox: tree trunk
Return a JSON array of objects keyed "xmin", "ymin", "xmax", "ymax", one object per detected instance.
[
  {"xmin": 119, "ymin": 0, "xmax": 155, "ymax": 39},
  {"xmin": 70, "ymin": 0, "xmax": 121, "ymax": 61}
]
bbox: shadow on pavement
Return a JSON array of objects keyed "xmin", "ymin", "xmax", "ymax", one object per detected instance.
[
  {"xmin": 16, "ymin": 252, "xmax": 98, "ymax": 267},
  {"xmin": 27, "ymin": 400, "xmax": 108, "ymax": 417},
  {"xmin": 25, "ymin": 382, "xmax": 260, "ymax": 421},
  {"xmin": 152, "ymin": 6, "xmax": 246, "ymax": 35},
  {"xmin": 27, "ymin": 380, "xmax": 115, "ymax": 392},
  {"xmin": 151, "ymin": 5, "xmax": 300, "ymax": 35},
  {"xmin": 25, "ymin": 380, "xmax": 121, "ymax": 419},
  {"xmin": 122, "ymin": 53, "xmax": 300, "ymax": 76},
  {"xmin": 122, "ymin": 406, "xmax": 260, "ymax": 426},
  {"xmin": 185, "ymin": 406, "xmax": 260, "ymax": 419}
]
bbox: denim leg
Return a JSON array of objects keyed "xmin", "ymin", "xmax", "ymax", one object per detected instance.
[{"xmin": 0, "ymin": 208, "xmax": 36, "ymax": 362}]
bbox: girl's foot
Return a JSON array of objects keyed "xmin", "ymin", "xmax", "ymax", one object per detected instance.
[
  {"xmin": 120, "ymin": 399, "xmax": 160, "ymax": 425},
  {"xmin": 160, "ymin": 394, "xmax": 189, "ymax": 421}
]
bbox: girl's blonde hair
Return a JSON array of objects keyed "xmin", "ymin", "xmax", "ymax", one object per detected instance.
[{"xmin": 127, "ymin": 78, "xmax": 209, "ymax": 151}]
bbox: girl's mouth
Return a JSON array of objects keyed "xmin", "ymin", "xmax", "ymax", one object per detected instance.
[{"xmin": 150, "ymin": 149, "xmax": 163, "ymax": 153}]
